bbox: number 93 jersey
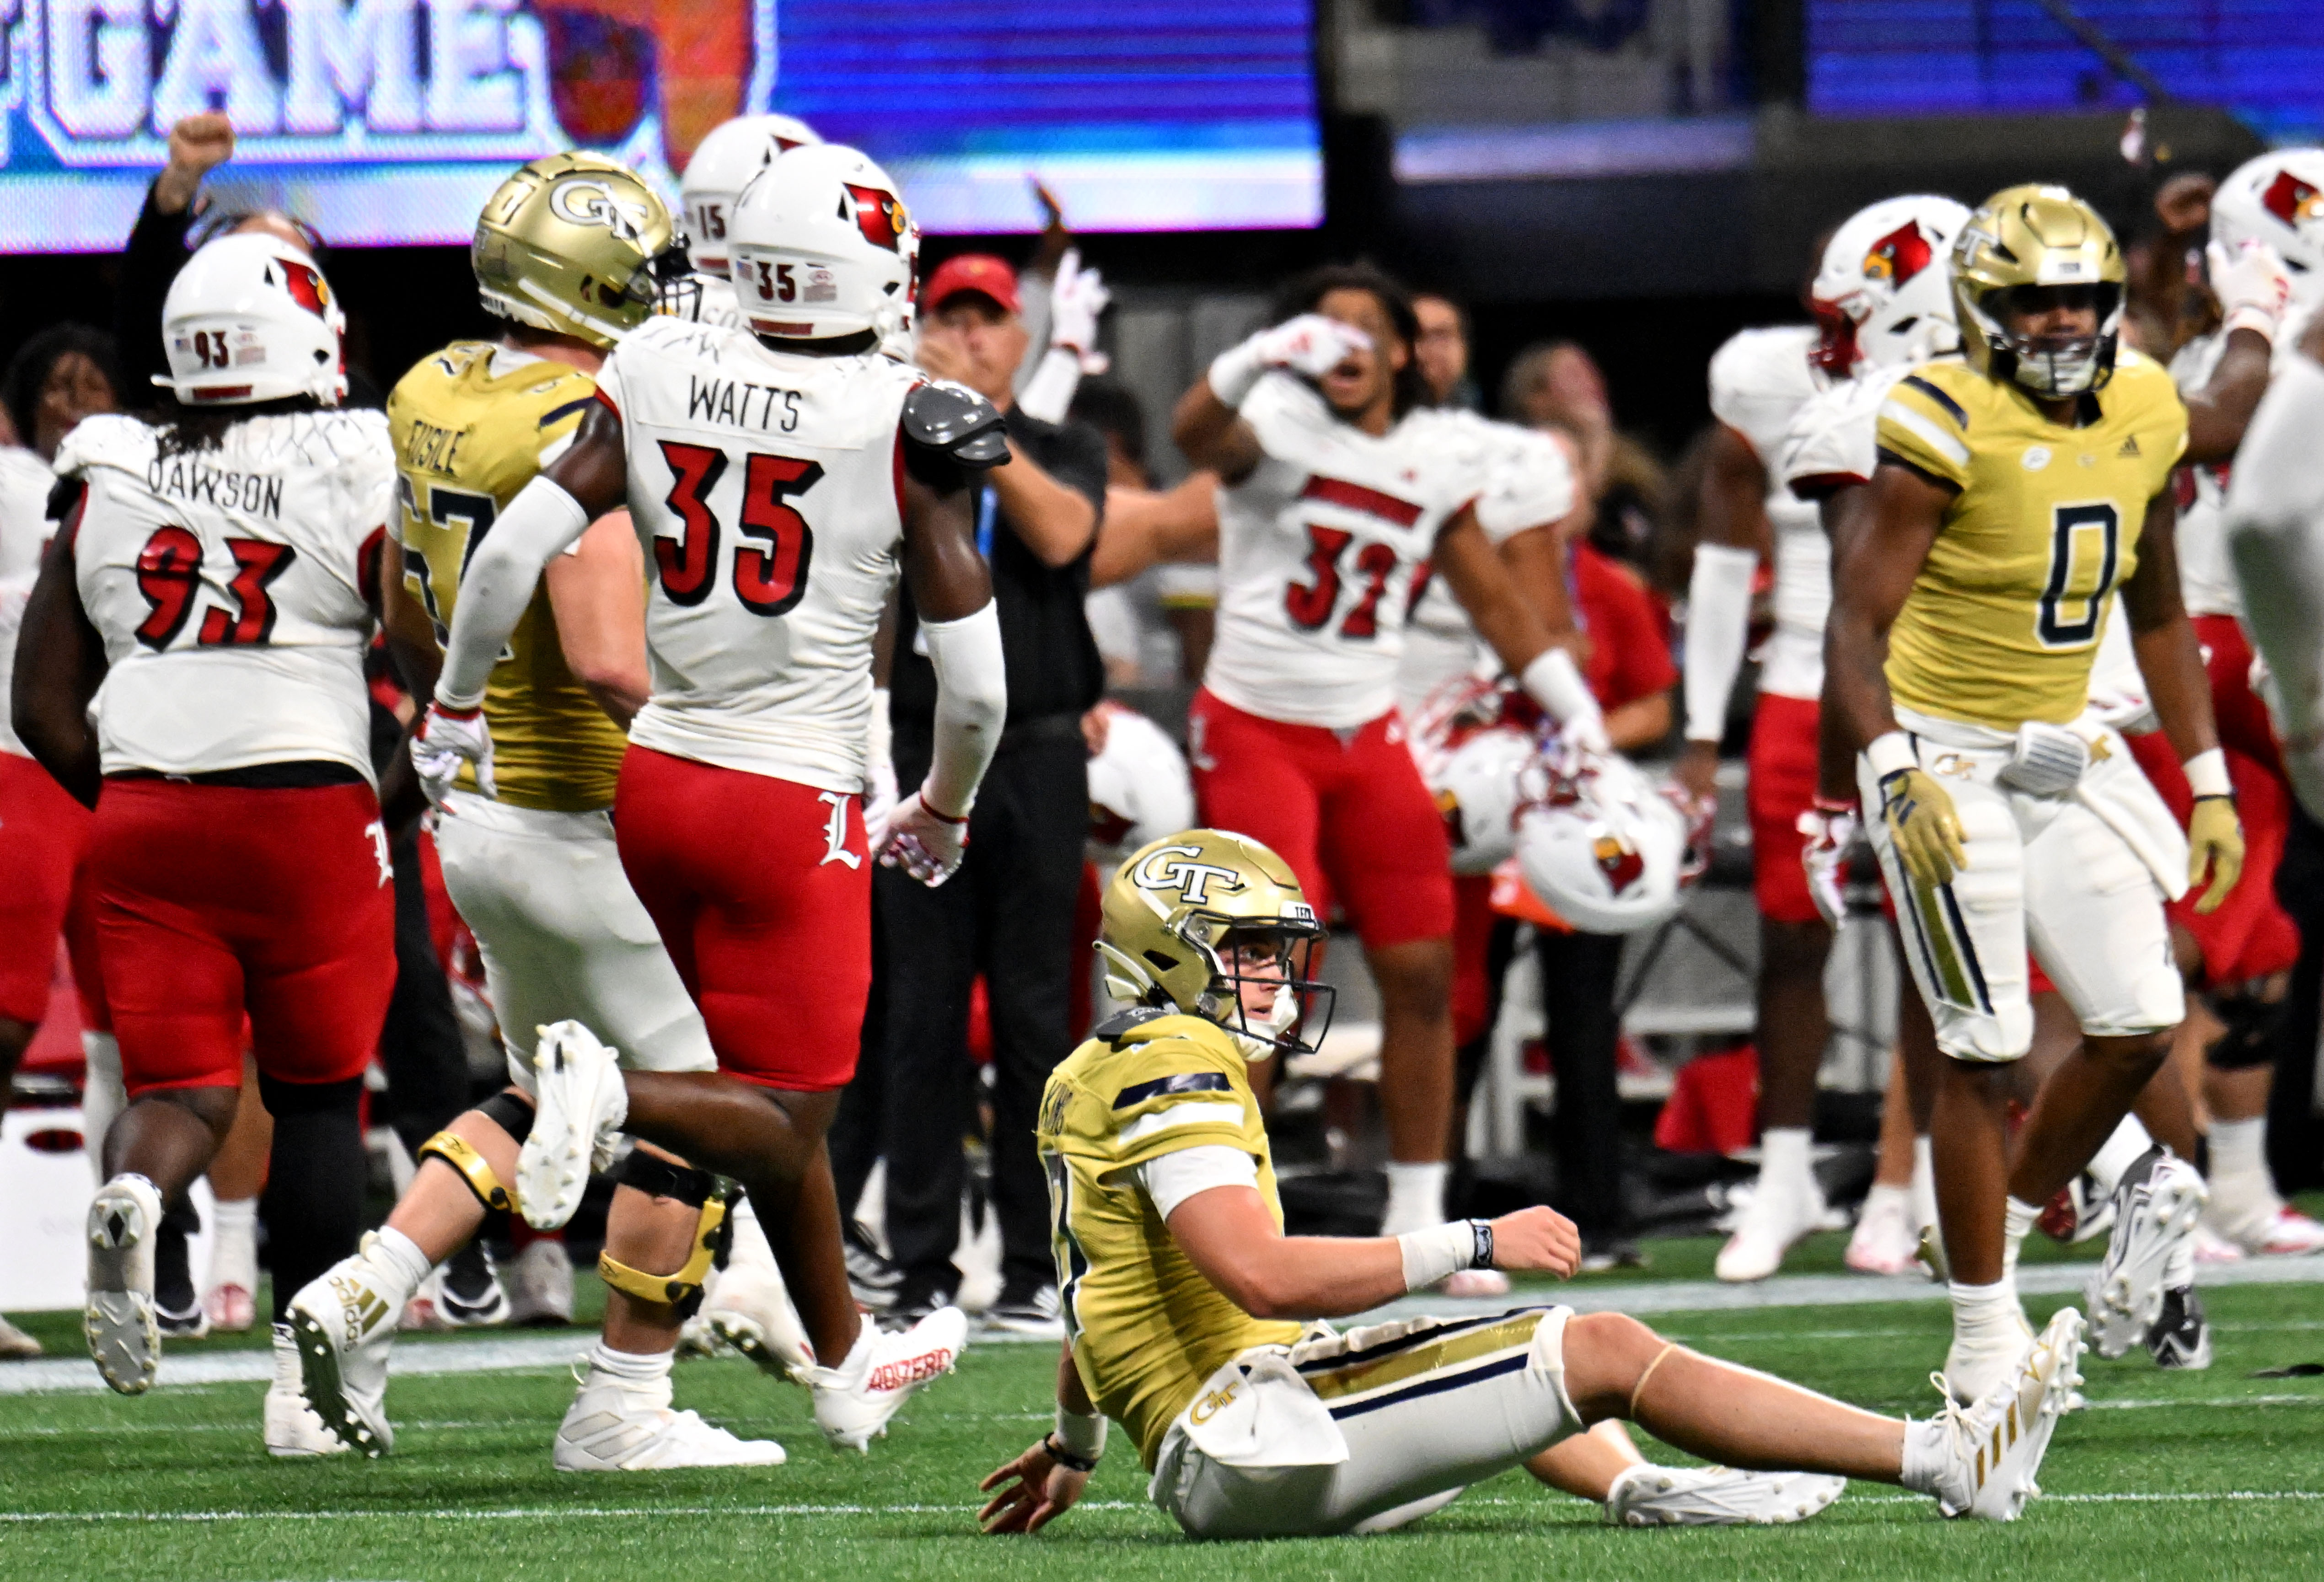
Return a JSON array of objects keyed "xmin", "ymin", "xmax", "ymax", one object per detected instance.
[
  {"xmin": 389, "ymin": 343, "xmax": 625, "ymax": 811},
  {"xmin": 1875, "ymin": 352, "xmax": 2187, "ymax": 731},
  {"xmin": 1209, "ymin": 375, "xmax": 1481, "ymax": 730},
  {"xmin": 596, "ymin": 315, "xmax": 924, "ymax": 794},
  {"xmin": 57, "ymin": 410, "xmax": 392, "ymax": 781}
]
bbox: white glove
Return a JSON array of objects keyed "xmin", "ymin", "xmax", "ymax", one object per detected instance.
[
  {"xmin": 875, "ymin": 788, "xmax": 969, "ymax": 886},
  {"xmin": 1047, "ymin": 247, "xmax": 1111, "ymax": 374},
  {"xmin": 1208, "ymin": 313, "xmax": 1372, "ymax": 408},
  {"xmin": 1797, "ymin": 798, "xmax": 1863, "ymax": 927},
  {"xmin": 864, "ymin": 754, "xmax": 900, "ymax": 849},
  {"xmin": 411, "ymin": 701, "xmax": 494, "ymax": 807},
  {"xmin": 2210, "ymin": 238, "xmax": 2292, "ymax": 342}
]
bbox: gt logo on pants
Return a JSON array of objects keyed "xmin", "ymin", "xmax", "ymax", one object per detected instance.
[{"xmin": 1189, "ymin": 1380, "xmax": 1241, "ymax": 1424}]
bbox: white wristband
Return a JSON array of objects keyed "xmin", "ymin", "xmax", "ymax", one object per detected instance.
[
  {"xmin": 1396, "ymin": 1221, "xmax": 1476, "ymax": 1291},
  {"xmin": 1521, "ymin": 646, "xmax": 1596, "ymax": 726},
  {"xmin": 1053, "ymin": 1405, "xmax": 1106, "ymax": 1463},
  {"xmin": 2222, "ymin": 306, "xmax": 2279, "ymax": 343},
  {"xmin": 1864, "ymin": 730, "xmax": 1918, "ymax": 782},
  {"xmin": 1207, "ymin": 340, "xmax": 1266, "ymax": 409},
  {"xmin": 2184, "ymin": 747, "xmax": 2232, "ymax": 799}
]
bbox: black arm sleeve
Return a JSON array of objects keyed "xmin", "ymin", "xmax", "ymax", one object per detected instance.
[{"xmin": 116, "ymin": 183, "xmax": 194, "ymax": 399}]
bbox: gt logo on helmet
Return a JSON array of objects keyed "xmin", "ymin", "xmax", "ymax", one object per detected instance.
[
  {"xmin": 1133, "ymin": 846, "xmax": 1246, "ymax": 906},
  {"xmin": 549, "ymin": 178, "xmax": 650, "ymax": 241},
  {"xmin": 1862, "ymin": 220, "xmax": 1934, "ymax": 286},
  {"xmin": 2263, "ymin": 170, "xmax": 2323, "ymax": 229},
  {"xmin": 844, "ymin": 183, "xmax": 909, "ymax": 252}
]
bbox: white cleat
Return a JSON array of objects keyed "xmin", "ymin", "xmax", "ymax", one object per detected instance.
[
  {"xmin": 85, "ymin": 1174, "xmax": 163, "ymax": 1395},
  {"xmin": 285, "ymin": 1239, "xmax": 403, "ymax": 1457},
  {"xmin": 517, "ymin": 1021, "xmax": 628, "ymax": 1232},
  {"xmin": 1606, "ymin": 1464, "xmax": 1847, "ymax": 1526},
  {"xmin": 704, "ymin": 1263, "xmax": 816, "ymax": 1381},
  {"xmin": 264, "ymin": 1324, "xmax": 350, "ymax": 1457},
  {"xmin": 553, "ymin": 1371, "xmax": 786, "ymax": 1471},
  {"xmin": 2085, "ymin": 1149, "xmax": 2208, "ymax": 1360},
  {"xmin": 0, "ymin": 1314, "xmax": 43, "ymax": 1359},
  {"xmin": 1943, "ymin": 1309, "xmax": 2034, "ymax": 1406},
  {"xmin": 506, "ymin": 1239, "xmax": 575, "ymax": 1327},
  {"xmin": 808, "ymin": 1306, "xmax": 967, "ymax": 1453},
  {"xmin": 1927, "ymin": 1307, "xmax": 2085, "ymax": 1521},
  {"xmin": 2206, "ymin": 1181, "xmax": 2324, "ymax": 1257},
  {"xmin": 203, "ymin": 1282, "xmax": 257, "ymax": 1333},
  {"xmin": 1845, "ymin": 1188, "xmax": 1923, "ymax": 1276},
  {"xmin": 1715, "ymin": 1171, "xmax": 1827, "ymax": 1282}
]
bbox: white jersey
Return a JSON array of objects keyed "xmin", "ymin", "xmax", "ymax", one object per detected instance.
[
  {"xmin": 1394, "ymin": 411, "xmax": 1576, "ymax": 716},
  {"xmin": 1709, "ymin": 326, "xmax": 1830, "ymax": 700},
  {"xmin": 0, "ymin": 445, "xmax": 56, "ymax": 758},
  {"xmin": 2166, "ymin": 304, "xmax": 2315, "ymax": 622},
  {"xmin": 58, "ymin": 411, "xmax": 392, "ymax": 781},
  {"xmin": 597, "ymin": 314, "xmax": 923, "ymax": 793},
  {"xmin": 1208, "ymin": 377, "xmax": 1483, "ymax": 729}
]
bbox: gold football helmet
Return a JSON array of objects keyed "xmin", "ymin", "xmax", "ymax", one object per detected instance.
[
  {"xmin": 1097, "ymin": 830, "xmax": 1334, "ymax": 1059},
  {"xmin": 1952, "ymin": 183, "xmax": 2126, "ymax": 397},
  {"xmin": 472, "ymin": 152, "xmax": 679, "ymax": 347}
]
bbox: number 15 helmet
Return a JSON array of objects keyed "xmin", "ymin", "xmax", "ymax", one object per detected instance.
[
  {"xmin": 1952, "ymin": 183, "xmax": 2126, "ymax": 397},
  {"xmin": 727, "ymin": 143, "xmax": 919, "ymax": 345},
  {"xmin": 680, "ymin": 113, "xmax": 823, "ymax": 276},
  {"xmin": 472, "ymin": 152, "xmax": 679, "ymax": 349},
  {"xmin": 1096, "ymin": 830, "xmax": 1336, "ymax": 1061},
  {"xmin": 156, "ymin": 232, "xmax": 346, "ymax": 406}
]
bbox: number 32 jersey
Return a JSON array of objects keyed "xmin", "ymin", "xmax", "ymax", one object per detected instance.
[
  {"xmin": 57, "ymin": 410, "xmax": 392, "ymax": 781},
  {"xmin": 1207, "ymin": 375, "xmax": 1480, "ymax": 729},
  {"xmin": 596, "ymin": 315, "xmax": 923, "ymax": 794}
]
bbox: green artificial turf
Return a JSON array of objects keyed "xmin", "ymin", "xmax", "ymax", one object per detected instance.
[{"xmin": 4, "ymin": 1270, "xmax": 2320, "ymax": 1582}]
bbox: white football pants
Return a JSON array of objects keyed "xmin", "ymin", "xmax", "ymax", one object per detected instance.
[
  {"xmin": 2227, "ymin": 348, "xmax": 2324, "ymax": 820},
  {"xmin": 432, "ymin": 792, "xmax": 716, "ymax": 1090},
  {"xmin": 1860, "ymin": 715, "xmax": 2184, "ymax": 1063},
  {"xmin": 1150, "ymin": 1307, "xmax": 1580, "ymax": 1539}
]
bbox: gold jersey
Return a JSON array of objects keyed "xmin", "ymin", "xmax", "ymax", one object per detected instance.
[
  {"xmin": 1038, "ymin": 1009, "xmax": 1303, "ymax": 1469},
  {"xmin": 388, "ymin": 343, "xmax": 626, "ymax": 811},
  {"xmin": 1876, "ymin": 352, "xmax": 2188, "ymax": 729}
]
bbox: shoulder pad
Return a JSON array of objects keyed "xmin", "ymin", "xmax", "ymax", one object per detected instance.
[
  {"xmin": 902, "ymin": 381, "xmax": 1010, "ymax": 469},
  {"xmin": 1092, "ymin": 1005, "xmax": 1173, "ymax": 1043}
]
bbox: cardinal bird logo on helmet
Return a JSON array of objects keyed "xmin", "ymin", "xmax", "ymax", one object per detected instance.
[
  {"xmin": 2263, "ymin": 170, "xmax": 2324, "ymax": 231},
  {"xmin": 845, "ymin": 184, "xmax": 908, "ymax": 252},
  {"xmin": 1861, "ymin": 219, "xmax": 1935, "ymax": 286},
  {"xmin": 275, "ymin": 257, "xmax": 331, "ymax": 319},
  {"xmin": 1592, "ymin": 832, "xmax": 1645, "ymax": 894}
]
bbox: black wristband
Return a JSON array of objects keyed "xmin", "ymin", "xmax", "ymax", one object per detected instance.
[
  {"xmin": 1042, "ymin": 1432, "xmax": 1099, "ymax": 1474},
  {"xmin": 1470, "ymin": 1219, "xmax": 1494, "ymax": 1270}
]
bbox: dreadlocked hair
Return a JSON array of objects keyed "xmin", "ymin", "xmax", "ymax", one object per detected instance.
[
  {"xmin": 147, "ymin": 390, "xmax": 325, "ymax": 457},
  {"xmin": 1270, "ymin": 262, "xmax": 1430, "ymax": 418}
]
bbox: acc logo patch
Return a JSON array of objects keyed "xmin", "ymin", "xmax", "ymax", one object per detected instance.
[
  {"xmin": 1133, "ymin": 845, "xmax": 1246, "ymax": 906},
  {"xmin": 549, "ymin": 178, "xmax": 650, "ymax": 241},
  {"xmin": 845, "ymin": 183, "xmax": 909, "ymax": 252},
  {"xmin": 2022, "ymin": 446, "xmax": 2051, "ymax": 471}
]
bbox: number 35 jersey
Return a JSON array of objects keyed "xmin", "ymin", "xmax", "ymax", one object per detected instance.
[
  {"xmin": 1208, "ymin": 374, "xmax": 1480, "ymax": 730},
  {"xmin": 388, "ymin": 343, "xmax": 624, "ymax": 812},
  {"xmin": 1875, "ymin": 352, "xmax": 2187, "ymax": 731},
  {"xmin": 596, "ymin": 315, "xmax": 923, "ymax": 794},
  {"xmin": 57, "ymin": 410, "xmax": 392, "ymax": 781}
]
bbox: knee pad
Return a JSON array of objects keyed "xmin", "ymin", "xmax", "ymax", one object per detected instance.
[
  {"xmin": 255, "ymin": 1073, "xmax": 364, "ymax": 1117},
  {"xmin": 2203, "ymin": 985, "xmax": 2288, "ymax": 1071},
  {"xmin": 597, "ymin": 1153, "xmax": 732, "ymax": 1316},
  {"xmin": 418, "ymin": 1130, "xmax": 518, "ymax": 1216}
]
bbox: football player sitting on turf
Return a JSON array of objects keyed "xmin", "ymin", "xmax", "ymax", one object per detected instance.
[{"xmin": 977, "ymin": 830, "xmax": 2086, "ymax": 1539}]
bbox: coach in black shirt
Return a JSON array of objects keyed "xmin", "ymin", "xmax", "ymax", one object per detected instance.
[{"xmin": 844, "ymin": 254, "xmax": 1106, "ymax": 1331}]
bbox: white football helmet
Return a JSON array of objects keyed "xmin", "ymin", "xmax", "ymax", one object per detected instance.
[
  {"xmin": 1810, "ymin": 194, "xmax": 1973, "ymax": 376},
  {"xmin": 1437, "ymin": 728, "xmax": 1539, "ymax": 876},
  {"xmin": 680, "ymin": 113, "xmax": 823, "ymax": 273},
  {"xmin": 1086, "ymin": 704, "xmax": 1195, "ymax": 858},
  {"xmin": 156, "ymin": 232, "xmax": 345, "ymax": 407},
  {"xmin": 1515, "ymin": 749, "xmax": 1689, "ymax": 934},
  {"xmin": 2211, "ymin": 148, "xmax": 2324, "ymax": 310},
  {"xmin": 727, "ymin": 143, "xmax": 918, "ymax": 345}
]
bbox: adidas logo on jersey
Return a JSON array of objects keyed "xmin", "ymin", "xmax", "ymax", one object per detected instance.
[{"xmin": 2117, "ymin": 435, "xmax": 2141, "ymax": 458}]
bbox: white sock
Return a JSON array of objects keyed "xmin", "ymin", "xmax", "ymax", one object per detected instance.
[
  {"xmin": 1382, "ymin": 1162, "xmax": 1449, "ymax": 1235},
  {"xmin": 366, "ymin": 1227, "xmax": 434, "ymax": 1306},
  {"xmin": 1760, "ymin": 1126, "xmax": 1814, "ymax": 1191},
  {"xmin": 1910, "ymin": 1135, "xmax": 1937, "ymax": 1232},
  {"xmin": 1949, "ymin": 1277, "xmax": 2022, "ymax": 1338},
  {"xmin": 206, "ymin": 1198, "xmax": 258, "ymax": 1293},
  {"xmin": 2086, "ymin": 1115, "xmax": 2154, "ymax": 1197},
  {"xmin": 1899, "ymin": 1413, "xmax": 1949, "ymax": 1494},
  {"xmin": 81, "ymin": 1032, "xmax": 124, "ymax": 1187},
  {"xmin": 587, "ymin": 1343, "xmax": 674, "ymax": 1383},
  {"xmin": 2001, "ymin": 1196, "xmax": 2040, "ymax": 1288},
  {"xmin": 2208, "ymin": 1115, "xmax": 2268, "ymax": 1191},
  {"xmin": 726, "ymin": 1192, "xmax": 778, "ymax": 1271},
  {"xmin": 1861, "ymin": 1182, "xmax": 1911, "ymax": 1217}
]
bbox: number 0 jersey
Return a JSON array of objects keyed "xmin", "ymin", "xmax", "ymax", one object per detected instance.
[
  {"xmin": 1208, "ymin": 375, "xmax": 1481, "ymax": 730},
  {"xmin": 1875, "ymin": 353, "xmax": 2188, "ymax": 730},
  {"xmin": 388, "ymin": 343, "xmax": 625, "ymax": 812},
  {"xmin": 1039, "ymin": 1009, "xmax": 1303, "ymax": 1468},
  {"xmin": 596, "ymin": 315, "xmax": 923, "ymax": 794},
  {"xmin": 57, "ymin": 410, "xmax": 392, "ymax": 781}
]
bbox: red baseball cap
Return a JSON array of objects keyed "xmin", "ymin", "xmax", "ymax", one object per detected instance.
[{"xmin": 922, "ymin": 253, "xmax": 1022, "ymax": 317}]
